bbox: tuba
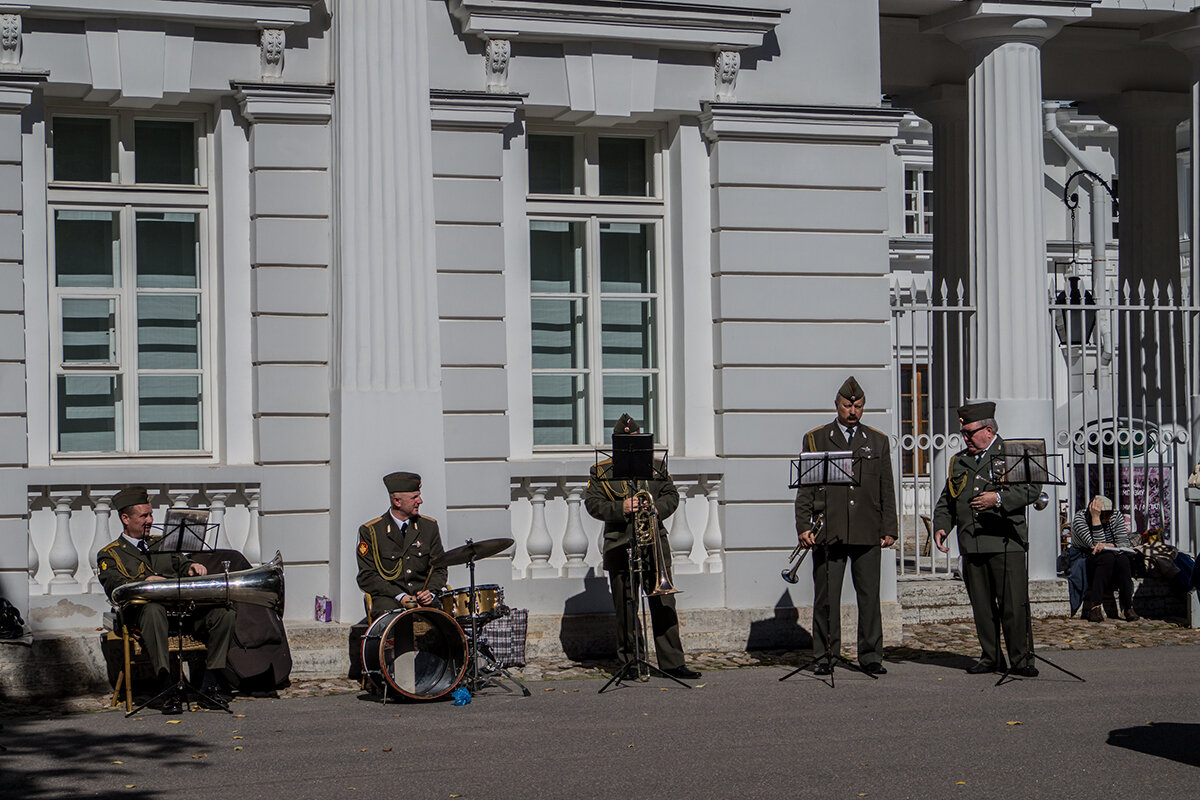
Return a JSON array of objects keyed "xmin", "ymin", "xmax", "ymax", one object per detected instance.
[
  {"xmin": 632, "ymin": 489, "xmax": 680, "ymax": 597},
  {"xmin": 112, "ymin": 551, "xmax": 285, "ymax": 614}
]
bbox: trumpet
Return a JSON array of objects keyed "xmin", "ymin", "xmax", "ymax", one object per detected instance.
[{"xmin": 782, "ymin": 513, "xmax": 823, "ymax": 584}]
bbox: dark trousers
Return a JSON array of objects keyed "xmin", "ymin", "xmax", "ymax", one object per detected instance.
[
  {"xmin": 604, "ymin": 543, "xmax": 685, "ymax": 671},
  {"xmin": 125, "ymin": 602, "xmax": 236, "ymax": 675},
  {"xmin": 811, "ymin": 543, "xmax": 884, "ymax": 665},
  {"xmin": 1086, "ymin": 550, "xmax": 1134, "ymax": 609},
  {"xmin": 962, "ymin": 549, "xmax": 1031, "ymax": 669}
]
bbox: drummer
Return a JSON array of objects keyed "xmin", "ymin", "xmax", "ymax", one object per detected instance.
[{"xmin": 356, "ymin": 471, "xmax": 448, "ymax": 621}]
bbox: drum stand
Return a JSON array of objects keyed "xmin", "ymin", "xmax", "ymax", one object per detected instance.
[
  {"xmin": 461, "ymin": 554, "xmax": 530, "ymax": 697},
  {"xmin": 126, "ymin": 605, "xmax": 231, "ymax": 718}
]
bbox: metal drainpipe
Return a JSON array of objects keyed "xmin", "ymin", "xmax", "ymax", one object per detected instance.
[{"xmin": 1043, "ymin": 102, "xmax": 1113, "ymax": 362}]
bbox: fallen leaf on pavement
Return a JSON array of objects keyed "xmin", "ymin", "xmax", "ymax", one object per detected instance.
[
  {"xmin": 234, "ymin": 747, "xmax": 243, "ymax": 751},
  {"xmin": 166, "ymin": 720, "xmax": 181, "ymax": 725},
  {"xmin": 234, "ymin": 714, "xmax": 246, "ymax": 718},
  {"xmin": 1006, "ymin": 721, "xmax": 1022, "ymax": 726},
  {"xmin": 112, "ymin": 761, "xmax": 123, "ymax": 765},
  {"xmin": 382, "ymin": 747, "xmax": 392, "ymax": 752},
  {"xmin": 125, "ymin": 785, "xmax": 136, "ymax": 789}
]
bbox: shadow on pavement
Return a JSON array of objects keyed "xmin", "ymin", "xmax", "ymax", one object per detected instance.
[
  {"xmin": 883, "ymin": 647, "xmax": 977, "ymax": 671},
  {"xmin": 0, "ymin": 716, "xmax": 208, "ymax": 799},
  {"xmin": 1107, "ymin": 722, "xmax": 1200, "ymax": 767}
]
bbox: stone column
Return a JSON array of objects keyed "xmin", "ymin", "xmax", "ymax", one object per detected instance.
[
  {"xmin": 927, "ymin": 8, "xmax": 1072, "ymax": 579},
  {"xmin": 332, "ymin": 0, "xmax": 446, "ymax": 620}
]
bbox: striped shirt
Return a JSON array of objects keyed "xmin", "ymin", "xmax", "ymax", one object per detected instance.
[{"xmin": 1070, "ymin": 510, "xmax": 1132, "ymax": 549}]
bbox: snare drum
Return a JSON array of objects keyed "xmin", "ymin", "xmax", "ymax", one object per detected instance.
[
  {"xmin": 439, "ymin": 584, "xmax": 505, "ymax": 621},
  {"xmin": 360, "ymin": 607, "xmax": 467, "ymax": 701}
]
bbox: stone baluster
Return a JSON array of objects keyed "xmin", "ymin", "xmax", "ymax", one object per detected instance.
[
  {"xmin": 667, "ymin": 483, "xmax": 697, "ymax": 573},
  {"xmin": 88, "ymin": 496, "xmax": 113, "ymax": 592},
  {"xmin": 701, "ymin": 476, "xmax": 724, "ymax": 573},
  {"xmin": 27, "ymin": 495, "xmax": 40, "ymax": 589},
  {"xmin": 47, "ymin": 492, "xmax": 79, "ymax": 594},
  {"xmin": 561, "ymin": 481, "xmax": 590, "ymax": 578},
  {"xmin": 208, "ymin": 490, "xmax": 229, "ymax": 550},
  {"xmin": 243, "ymin": 487, "xmax": 262, "ymax": 564},
  {"xmin": 526, "ymin": 483, "xmax": 555, "ymax": 578}
]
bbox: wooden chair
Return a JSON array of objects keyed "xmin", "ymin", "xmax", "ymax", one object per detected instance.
[{"xmin": 103, "ymin": 611, "xmax": 207, "ymax": 713}]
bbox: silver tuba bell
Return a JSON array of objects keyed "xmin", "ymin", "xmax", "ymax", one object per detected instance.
[{"xmin": 112, "ymin": 551, "xmax": 285, "ymax": 614}]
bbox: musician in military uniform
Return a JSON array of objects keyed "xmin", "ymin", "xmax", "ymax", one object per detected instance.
[
  {"xmin": 584, "ymin": 414, "xmax": 700, "ymax": 680},
  {"xmin": 794, "ymin": 377, "xmax": 897, "ymax": 676},
  {"xmin": 356, "ymin": 471, "xmax": 447, "ymax": 621},
  {"xmin": 96, "ymin": 487, "xmax": 236, "ymax": 713},
  {"xmin": 933, "ymin": 402, "xmax": 1041, "ymax": 677}
]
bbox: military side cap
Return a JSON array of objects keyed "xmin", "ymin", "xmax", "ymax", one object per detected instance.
[
  {"xmin": 383, "ymin": 472, "xmax": 421, "ymax": 493},
  {"xmin": 957, "ymin": 401, "xmax": 996, "ymax": 425},
  {"xmin": 613, "ymin": 414, "xmax": 640, "ymax": 435},
  {"xmin": 112, "ymin": 487, "xmax": 150, "ymax": 512},
  {"xmin": 838, "ymin": 376, "xmax": 865, "ymax": 402}
]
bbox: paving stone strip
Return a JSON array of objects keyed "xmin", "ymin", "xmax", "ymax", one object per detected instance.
[{"xmin": 5, "ymin": 615, "xmax": 1197, "ymax": 718}]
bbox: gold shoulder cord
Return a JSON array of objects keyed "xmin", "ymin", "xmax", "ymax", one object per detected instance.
[
  {"xmin": 367, "ymin": 523, "xmax": 405, "ymax": 582},
  {"xmin": 102, "ymin": 545, "xmax": 146, "ymax": 581},
  {"xmin": 946, "ymin": 453, "xmax": 970, "ymax": 498}
]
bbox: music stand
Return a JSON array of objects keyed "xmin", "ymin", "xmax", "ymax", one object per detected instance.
[
  {"xmin": 780, "ymin": 450, "xmax": 876, "ymax": 686},
  {"xmin": 155, "ymin": 509, "xmax": 220, "ymax": 554},
  {"xmin": 597, "ymin": 434, "xmax": 690, "ymax": 693},
  {"xmin": 986, "ymin": 440, "xmax": 1083, "ymax": 686},
  {"xmin": 125, "ymin": 602, "xmax": 232, "ymax": 717}
]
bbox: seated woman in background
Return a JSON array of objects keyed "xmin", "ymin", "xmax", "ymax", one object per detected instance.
[{"xmin": 1071, "ymin": 496, "xmax": 1139, "ymax": 622}]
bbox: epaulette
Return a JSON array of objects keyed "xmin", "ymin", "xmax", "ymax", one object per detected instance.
[
  {"xmin": 862, "ymin": 424, "xmax": 884, "ymax": 437},
  {"xmin": 804, "ymin": 426, "xmax": 824, "ymax": 451},
  {"xmin": 418, "ymin": 513, "xmax": 437, "ymax": 523},
  {"xmin": 362, "ymin": 516, "xmax": 384, "ymax": 529}
]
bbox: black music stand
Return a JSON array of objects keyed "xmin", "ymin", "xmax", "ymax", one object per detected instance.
[
  {"xmin": 779, "ymin": 450, "xmax": 877, "ymax": 686},
  {"xmin": 986, "ymin": 441, "xmax": 1083, "ymax": 686},
  {"xmin": 125, "ymin": 602, "xmax": 232, "ymax": 717},
  {"xmin": 597, "ymin": 434, "xmax": 690, "ymax": 693},
  {"xmin": 460, "ymin": 544, "xmax": 531, "ymax": 698},
  {"xmin": 154, "ymin": 509, "xmax": 220, "ymax": 553}
]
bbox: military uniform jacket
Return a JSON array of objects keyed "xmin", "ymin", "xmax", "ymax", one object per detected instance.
[
  {"xmin": 932, "ymin": 436, "xmax": 1041, "ymax": 554},
  {"xmin": 794, "ymin": 421, "xmax": 898, "ymax": 546},
  {"xmin": 584, "ymin": 459, "xmax": 679, "ymax": 554},
  {"xmin": 356, "ymin": 512, "xmax": 447, "ymax": 599},
  {"xmin": 96, "ymin": 538, "xmax": 195, "ymax": 601}
]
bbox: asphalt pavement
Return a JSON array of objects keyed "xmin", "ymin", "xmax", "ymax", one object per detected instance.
[{"xmin": 4, "ymin": 645, "xmax": 1199, "ymax": 800}]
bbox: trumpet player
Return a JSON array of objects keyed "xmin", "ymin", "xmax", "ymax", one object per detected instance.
[
  {"xmin": 96, "ymin": 487, "xmax": 236, "ymax": 713},
  {"xmin": 794, "ymin": 377, "xmax": 897, "ymax": 676},
  {"xmin": 584, "ymin": 414, "xmax": 700, "ymax": 681}
]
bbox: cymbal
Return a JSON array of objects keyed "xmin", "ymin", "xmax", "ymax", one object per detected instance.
[{"xmin": 433, "ymin": 537, "xmax": 515, "ymax": 568}]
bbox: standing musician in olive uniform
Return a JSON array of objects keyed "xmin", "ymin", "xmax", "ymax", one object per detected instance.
[
  {"xmin": 584, "ymin": 414, "xmax": 701, "ymax": 680},
  {"xmin": 356, "ymin": 472, "xmax": 447, "ymax": 621},
  {"xmin": 933, "ymin": 402, "xmax": 1041, "ymax": 677},
  {"xmin": 96, "ymin": 487, "xmax": 236, "ymax": 713},
  {"xmin": 794, "ymin": 377, "xmax": 897, "ymax": 676}
]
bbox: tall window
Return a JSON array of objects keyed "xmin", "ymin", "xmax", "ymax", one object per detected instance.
[
  {"xmin": 527, "ymin": 131, "xmax": 664, "ymax": 447},
  {"xmin": 903, "ymin": 165, "xmax": 933, "ymax": 236},
  {"xmin": 48, "ymin": 112, "xmax": 211, "ymax": 455}
]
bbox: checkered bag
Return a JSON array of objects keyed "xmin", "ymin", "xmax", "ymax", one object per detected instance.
[{"xmin": 482, "ymin": 608, "xmax": 528, "ymax": 667}]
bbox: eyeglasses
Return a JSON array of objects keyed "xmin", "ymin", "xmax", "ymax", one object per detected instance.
[{"xmin": 961, "ymin": 425, "xmax": 989, "ymax": 439}]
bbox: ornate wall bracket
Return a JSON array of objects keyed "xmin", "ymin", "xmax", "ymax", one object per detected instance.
[
  {"xmin": 715, "ymin": 49, "xmax": 739, "ymax": 100},
  {"xmin": 260, "ymin": 28, "xmax": 286, "ymax": 80},
  {"xmin": 484, "ymin": 38, "xmax": 510, "ymax": 92},
  {"xmin": 0, "ymin": 14, "xmax": 20, "ymax": 70}
]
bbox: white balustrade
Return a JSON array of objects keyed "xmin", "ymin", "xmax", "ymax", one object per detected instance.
[
  {"xmin": 26, "ymin": 484, "xmax": 263, "ymax": 596},
  {"xmin": 510, "ymin": 473, "xmax": 723, "ymax": 579}
]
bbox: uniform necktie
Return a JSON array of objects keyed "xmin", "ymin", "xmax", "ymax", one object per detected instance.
[
  {"xmin": 137, "ymin": 539, "xmax": 150, "ymax": 555},
  {"xmin": 845, "ymin": 426, "xmax": 855, "ymax": 443}
]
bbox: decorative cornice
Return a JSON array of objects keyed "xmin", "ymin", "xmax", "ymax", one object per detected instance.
[
  {"xmin": 0, "ymin": 1, "xmax": 318, "ymax": 29},
  {"xmin": 700, "ymin": 103, "xmax": 907, "ymax": 144},
  {"xmin": 232, "ymin": 81, "xmax": 333, "ymax": 123},
  {"xmin": 430, "ymin": 89, "xmax": 524, "ymax": 131},
  {"xmin": 447, "ymin": 0, "xmax": 787, "ymax": 51},
  {"xmin": 920, "ymin": 1, "xmax": 1093, "ymax": 48},
  {"xmin": 0, "ymin": 69, "xmax": 47, "ymax": 111}
]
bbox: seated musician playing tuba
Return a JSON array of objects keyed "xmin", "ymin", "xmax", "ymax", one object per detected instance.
[
  {"xmin": 96, "ymin": 487, "xmax": 236, "ymax": 714},
  {"xmin": 583, "ymin": 414, "xmax": 700, "ymax": 680}
]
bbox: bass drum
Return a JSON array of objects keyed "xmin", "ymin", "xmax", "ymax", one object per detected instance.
[{"xmin": 360, "ymin": 607, "xmax": 468, "ymax": 701}]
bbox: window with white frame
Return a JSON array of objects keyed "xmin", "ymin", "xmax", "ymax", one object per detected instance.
[
  {"xmin": 527, "ymin": 131, "xmax": 664, "ymax": 448},
  {"xmin": 47, "ymin": 111, "xmax": 212, "ymax": 456},
  {"xmin": 903, "ymin": 164, "xmax": 933, "ymax": 236}
]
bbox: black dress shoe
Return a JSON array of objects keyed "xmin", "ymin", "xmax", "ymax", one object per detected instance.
[
  {"xmin": 966, "ymin": 660, "xmax": 1000, "ymax": 675},
  {"xmin": 664, "ymin": 666, "xmax": 701, "ymax": 680},
  {"xmin": 861, "ymin": 661, "xmax": 887, "ymax": 675},
  {"xmin": 196, "ymin": 693, "xmax": 229, "ymax": 711},
  {"xmin": 160, "ymin": 693, "xmax": 183, "ymax": 715},
  {"xmin": 812, "ymin": 662, "xmax": 834, "ymax": 676},
  {"xmin": 1012, "ymin": 664, "xmax": 1039, "ymax": 678}
]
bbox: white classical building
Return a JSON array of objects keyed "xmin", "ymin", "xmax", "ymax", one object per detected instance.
[{"xmin": 3, "ymin": 1, "xmax": 1198, "ymax": 660}]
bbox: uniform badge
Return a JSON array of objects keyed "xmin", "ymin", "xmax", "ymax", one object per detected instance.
[
  {"xmin": 358, "ymin": 542, "xmax": 368, "ymax": 556},
  {"xmin": 100, "ymin": 562, "xmax": 107, "ymax": 571}
]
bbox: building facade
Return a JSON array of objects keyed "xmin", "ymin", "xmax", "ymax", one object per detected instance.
[{"xmin": 5, "ymin": 1, "xmax": 1198, "ymax": 654}]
